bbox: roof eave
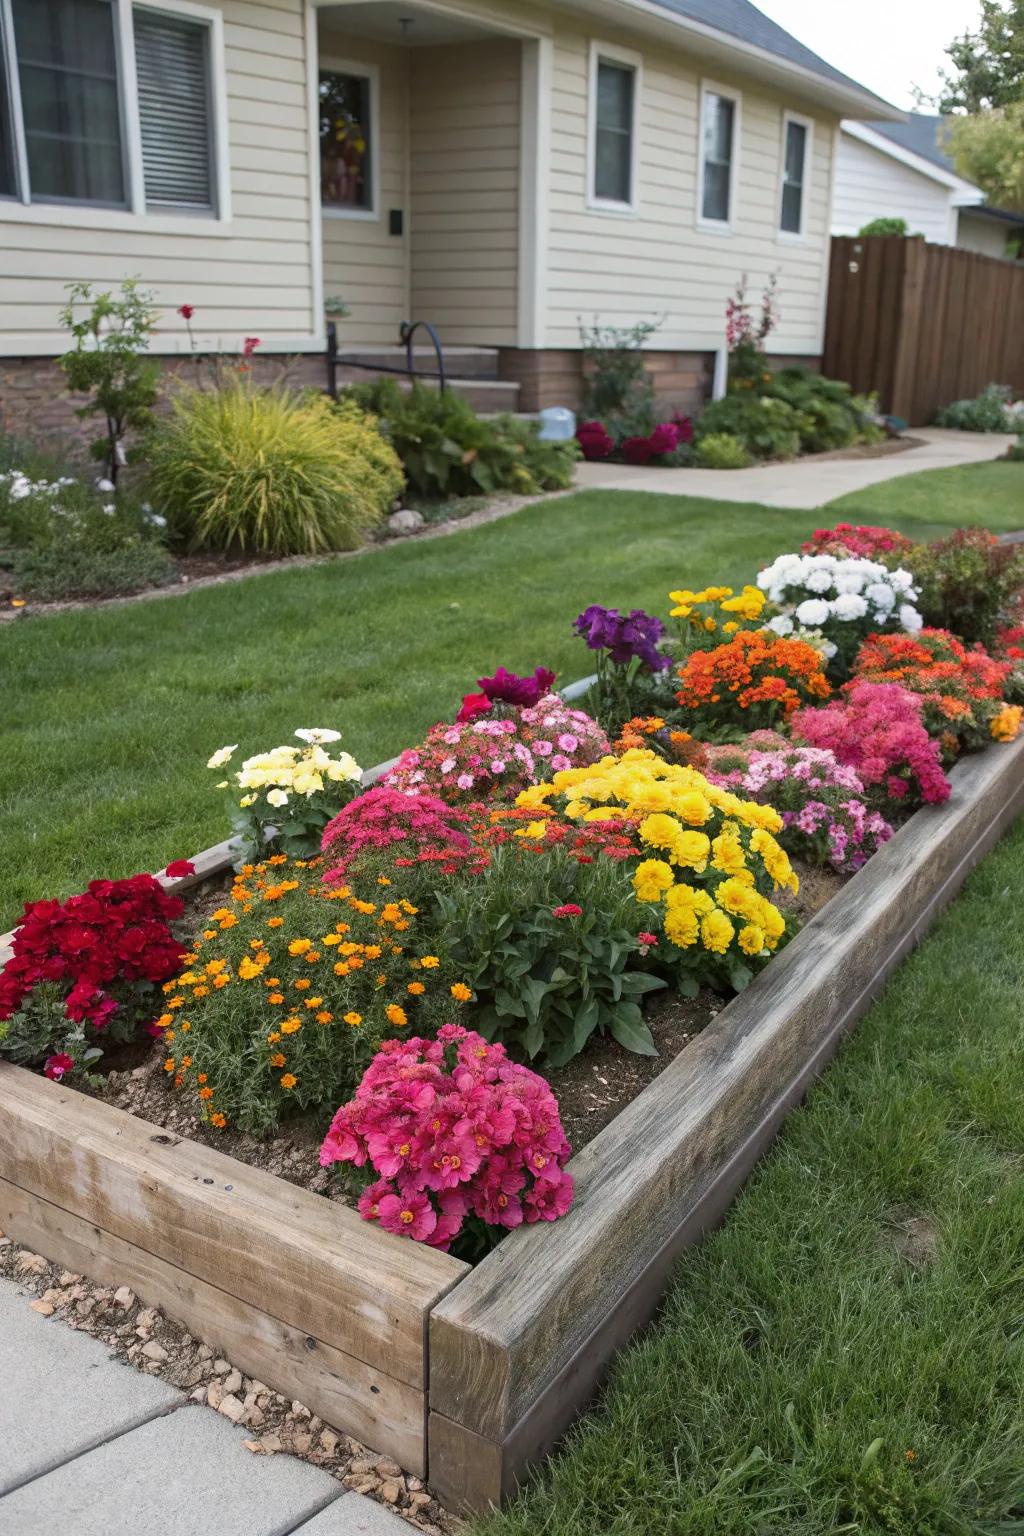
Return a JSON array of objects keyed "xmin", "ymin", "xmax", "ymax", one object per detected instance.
[
  {"xmin": 842, "ymin": 120, "xmax": 983, "ymax": 196},
  {"xmin": 573, "ymin": 0, "xmax": 905, "ymax": 119}
]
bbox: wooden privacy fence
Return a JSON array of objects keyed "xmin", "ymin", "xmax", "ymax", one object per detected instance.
[{"xmin": 823, "ymin": 235, "xmax": 1024, "ymax": 426}]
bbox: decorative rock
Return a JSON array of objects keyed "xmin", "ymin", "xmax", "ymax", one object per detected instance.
[
  {"xmin": 245, "ymin": 1406, "xmax": 265, "ymax": 1429},
  {"xmin": 319, "ymin": 1430, "xmax": 340, "ymax": 1457},
  {"xmin": 140, "ymin": 1340, "xmax": 168, "ymax": 1363},
  {"xmin": 380, "ymin": 1480, "xmax": 402, "ymax": 1504},
  {"xmin": 290, "ymin": 1432, "xmax": 313, "ymax": 1455},
  {"xmin": 29, "ymin": 1300, "xmax": 55, "ymax": 1317},
  {"xmin": 218, "ymin": 1394, "xmax": 246, "ymax": 1424},
  {"xmin": 113, "ymin": 1286, "xmax": 135, "ymax": 1309},
  {"xmin": 58, "ymin": 1271, "xmax": 81, "ymax": 1286},
  {"xmin": 17, "ymin": 1252, "xmax": 47, "ymax": 1275},
  {"xmin": 197, "ymin": 1344, "xmax": 213, "ymax": 1361},
  {"xmin": 344, "ymin": 1475, "xmax": 379, "ymax": 1496},
  {"xmin": 189, "ymin": 1386, "xmax": 207, "ymax": 1404},
  {"xmin": 258, "ymin": 1434, "xmax": 282, "ymax": 1455},
  {"xmin": 348, "ymin": 1457, "xmax": 376, "ymax": 1475},
  {"xmin": 290, "ymin": 1400, "xmax": 310, "ymax": 1419},
  {"xmin": 387, "ymin": 508, "xmax": 424, "ymax": 536},
  {"xmin": 206, "ymin": 1378, "xmax": 223, "ymax": 1410},
  {"xmin": 409, "ymin": 1491, "xmax": 432, "ymax": 1511},
  {"xmin": 375, "ymin": 1457, "xmax": 402, "ymax": 1479},
  {"xmin": 222, "ymin": 1368, "xmax": 243, "ymax": 1396},
  {"xmin": 213, "ymin": 1357, "xmax": 232, "ymax": 1374}
]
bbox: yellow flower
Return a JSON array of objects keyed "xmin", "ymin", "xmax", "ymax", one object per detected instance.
[
  {"xmin": 674, "ymin": 831, "xmax": 711, "ymax": 871},
  {"xmin": 701, "ymin": 909, "xmax": 735, "ymax": 953},
  {"xmin": 675, "ymin": 790, "xmax": 712, "ymax": 826},
  {"xmin": 715, "ymin": 875, "xmax": 760, "ymax": 920},
  {"xmin": 639, "ymin": 813, "xmax": 682, "ymax": 854},
  {"xmin": 407, "ymin": 981, "xmax": 426, "ymax": 996},
  {"xmin": 633, "ymin": 859, "xmax": 674, "ymax": 902},
  {"xmin": 386, "ymin": 1004, "xmax": 408, "ymax": 1027},
  {"xmin": 237, "ymin": 955, "xmax": 267, "ymax": 980},
  {"xmin": 344, "ymin": 1011, "xmax": 363, "ymax": 1026},
  {"xmin": 738, "ymin": 924, "xmax": 765, "ymax": 955},
  {"xmin": 419, "ymin": 956, "xmax": 440, "ymax": 969},
  {"xmin": 991, "ymin": 704, "xmax": 1022, "ymax": 742},
  {"xmin": 664, "ymin": 906, "xmax": 699, "ymax": 947},
  {"xmin": 450, "ymin": 982, "xmax": 472, "ymax": 1002},
  {"xmin": 288, "ymin": 938, "xmax": 312, "ymax": 956},
  {"xmin": 515, "ymin": 820, "xmax": 549, "ymax": 840},
  {"xmin": 280, "ymin": 1017, "xmax": 302, "ymax": 1035}
]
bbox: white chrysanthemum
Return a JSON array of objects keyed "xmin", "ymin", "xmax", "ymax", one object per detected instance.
[
  {"xmin": 833, "ymin": 571, "xmax": 866, "ymax": 594},
  {"xmin": 295, "ymin": 727, "xmax": 342, "ymax": 744},
  {"xmin": 889, "ymin": 568, "xmax": 916, "ymax": 593},
  {"xmin": 206, "ymin": 744, "xmax": 238, "ymax": 769},
  {"xmin": 805, "ymin": 568, "xmax": 834, "ymax": 593},
  {"xmin": 795, "ymin": 598, "xmax": 831, "ymax": 626},
  {"xmin": 865, "ymin": 581, "xmax": 896, "ymax": 610},
  {"xmin": 766, "ymin": 614, "xmax": 794, "ymax": 637},
  {"xmin": 831, "ymin": 592, "xmax": 868, "ymax": 621},
  {"xmin": 899, "ymin": 603, "xmax": 924, "ymax": 633}
]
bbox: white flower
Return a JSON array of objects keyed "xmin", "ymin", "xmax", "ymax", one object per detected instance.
[
  {"xmin": 805, "ymin": 568, "xmax": 834, "ymax": 593},
  {"xmin": 821, "ymin": 639, "xmax": 838, "ymax": 660},
  {"xmin": 795, "ymin": 598, "xmax": 830, "ymax": 627},
  {"xmin": 833, "ymin": 572, "xmax": 865, "ymax": 595},
  {"xmin": 831, "ymin": 592, "xmax": 868, "ymax": 621},
  {"xmin": 206, "ymin": 744, "xmax": 238, "ymax": 769},
  {"xmin": 266, "ymin": 787, "xmax": 289, "ymax": 808},
  {"xmin": 766, "ymin": 614, "xmax": 794, "ymax": 637},
  {"xmin": 295, "ymin": 727, "xmax": 341, "ymax": 744},
  {"xmin": 889, "ymin": 568, "xmax": 916, "ymax": 594},
  {"xmin": 865, "ymin": 582, "xmax": 895, "ymax": 610},
  {"xmin": 899, "ymin": 603, "xmax": 924, "ymax": 633},
  {"xmin": 95, "ymin": 477, "xmax": 115, "ymax": 493},
  {"xmin": 146, "ymin": 512, "xmax": 167, "ymax": 528}
]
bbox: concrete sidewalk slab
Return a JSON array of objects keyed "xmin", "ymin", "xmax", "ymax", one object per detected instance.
[
  {"xmin": 572, "ymin": 428, "xmax": 1017, "ymax": 510},
  {"xmin": 293, "ymin": 1493, "xmax": 416, "ymax": 1534},
  {"xmin": 0, "ymin": 1403, "xmax": 342, "ymax": 1536},
  {"xmin": 0, "ymin": 1276, "xmax": 182, "ymax": 1495}
]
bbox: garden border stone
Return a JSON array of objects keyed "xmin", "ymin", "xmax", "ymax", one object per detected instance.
[{"xmin": 1, "ymin": 729, "xmax": 1022, "ymax": 1513}]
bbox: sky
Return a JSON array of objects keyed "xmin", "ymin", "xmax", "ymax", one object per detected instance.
[{"xmin": 754, "ymin": 0, "xmax": 983, "ymax": 109}]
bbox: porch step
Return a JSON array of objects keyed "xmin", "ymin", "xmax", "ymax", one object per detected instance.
[{"xmin": 338, "ymin": 345, "xmax": 500, "ymax": 379}]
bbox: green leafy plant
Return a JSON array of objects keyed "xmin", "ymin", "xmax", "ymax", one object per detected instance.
[
  {"xmin": 936, "ymin": 383, "xmax": 1018, "ymax": 433},
  {"xmin": 9, "ymin": 543, "xmax": 177, "ymax": 602},
  {"xmin": 578, "ymin": 317, "xmax": 662, "ymax": 440},
  {"xmin": 902, "ymin": 526, "xmax": 1024, "ymax": 645},
  {"xmin": 856, "ymin": 217, "xmax": 912, "ymax": 237},
  {"xmin": 58, "ymin": 280, "xmax": 160, "ymax": 487},
  {"xmin": 437, "ymin": 843, "xmax": 665, "ymax": 1067},
  {"xmin": 695, "ymin": 395, "xmax": 801, "ymax": 461},
  {"xmin": 765, "ymin": 366, "xmax": 882, "ymax": 453},
  {"xmin": 725, "ymin": 273, "xmax": 779, "ymax": 390},
  {"xmin": 693, "ymin": 432, "xmax": 753, "ymax": 470},
  {"xmin": 147, "ymin": 382, "xmax": 403, "ymax": 554},
  {"xmin": 341, "ymin": 378, "xmax": 577, "ymax": 500}
]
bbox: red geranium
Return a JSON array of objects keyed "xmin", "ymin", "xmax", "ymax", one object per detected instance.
[{"xmin": 177, "ymin": 304, "xmax": 195, "ymax": 320}]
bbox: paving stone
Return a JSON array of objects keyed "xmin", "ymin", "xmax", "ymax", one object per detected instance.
[
  {"xmin": 0, "ymin": 1404, "xmax": 342, "ymax": 1536},
  {"xmin": 292, "ymin": 1492, "xmax": 416, "ymax": 1535},
  {"xmin": 0, "ymin": 1277, "xmax": 181, "ymax": 1495}
]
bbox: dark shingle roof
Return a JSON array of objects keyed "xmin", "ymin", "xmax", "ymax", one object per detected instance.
[
  {"xmin": 871, "ymin": 114, "xmax": 958, "ymax": 174},
  {"xmin": 647, "ymin": 0, "xmax": 884, "ymax": 99}
]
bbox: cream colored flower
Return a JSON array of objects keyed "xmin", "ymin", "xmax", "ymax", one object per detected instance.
[
  {"xmin": 296, "ymin": 728, "xmax": 341, "ymax": 744},
  {"xmin": 266, "ymin": 788, "xmax": 289, "ymax": 808},
  {"xmin": 206, "ymin": 744, "xmax": 238, "ymax": 769},
  {"xmin": 239, "ymin": 794, "xmax": 257, "ymax": 807},
  {"xmin": 325, "ymin": 752, "xmax": 361, "ymax": 783}
]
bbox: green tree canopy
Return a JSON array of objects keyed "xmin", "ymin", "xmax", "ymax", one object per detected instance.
[
  {"xmin": 936, "ymin": 0, "xmax": 1024, "ymax": 111},
  {"xmin": 945, "ymin": 104, "xmax": 1024, "ymax": 211}
]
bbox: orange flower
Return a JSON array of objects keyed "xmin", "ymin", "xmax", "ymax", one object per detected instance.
[
  {"xmin": 315, "ymin": 1010, "xmax": 333, "ymax": 1024},
  {"xmin": 280, "ymin": 1073, "xmax": 297, "ymax": 1090},
  {"xmin": 270, "ymin": 1052, "xmax": 286, "ymax": 1068},
  {"xmin": 304, "ymin": 996, "xmax": 324, "ymax": 1009},
  {"xmin": 386, "ymin": 1004, "xmax": 408, "ymax": 1027},
  {"xmin": 199, "ymin": 1085, "xmax": 214, "ymax": 1100},
  {"xmin": 197, "ymin": 1073, "xmax": 208, "ymax": 1084},
  {"xmin": 267, "ymin": 916, "xmax": 284, "ymax": 928},
  {"xmin": 450, "ymin": 983, "xmax": 472, "ymax": 1002},
  {"xmin": 294, "ymin": 978, "xmax": 311, "ymax": 991},
  {"xmin": 268, "ymin": 993, "xmax": 285, "ymax": 1006},
  {"xmin": 344, "ymin": 1011, "xmax": 362, "ymax": 1026},
  {"xmin": 163, "ymin": 1058, "xmax": 175, "ymax": 1072},
  {"xmin": 407, "ymin": 981, "xmax": 425, "ymax": 996},
  {"xmin": 210, "ymin": 1112, "xmax": 227, "ymax": 1128}
]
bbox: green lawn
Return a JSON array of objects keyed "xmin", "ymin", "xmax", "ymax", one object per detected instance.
[
  {"xmin": 475, "ymin": 816, "xmax": 1024, "ymax": 1536},
  {"xmin": 827, "ymin": 458, "xmax": 1023, "ymax": 533}
]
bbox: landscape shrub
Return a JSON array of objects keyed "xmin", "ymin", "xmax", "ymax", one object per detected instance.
[
  {"xmin": 936, "ymin": 383, "xmax": 1018, "ymax": 432},
  {"xmin": 675, "ymin": 631, "xmax": 831, "ymax": 733},
  {"xmin": 857, "ymin": 217, "xmax": 910, "ymax": 237},
  {"xmin": 148, "ymin": 382, "xmax": 402, "ymax": 554},
  {"xmin": 319, "ymin": 1025, "xmax": 574, "ymax": 1253},
  {"xmin": 59, "ymin": 280, "xmax": 159, "ymax": 486},
  {"xmin": 156, "ymin": 855, "xmax": 473, "ymax": 1134},
  {"xmin": 578, "ymin": 317, "xmax": 660, "ymax": 439},
  {"xmin": 320, "ymin": 788, "xmax": 482, "ymax": 896},
  {"xmin": 342, "ymin": 378, "xmax": 577, "ymax": 499},
  {"xmin": 207, "ymin": 728, "xmax": 363, "ymax": 861},
  {"xmin": 518, "ymin": 752, "xmax": 793, "ymax": 995},
  {"xmin": 756, "ymin": 551, "xmax": 923, "ymax": 677},
  {"xmin": 852, "ymin": 627, "xmax": 1019, "ymax": 752},
  {"xmin": 763, "ymin": 365, "xmax": 878, "ymax": 453},
  {"xmin": 901, "ymin": 526, "xmax": 1024, "ymax": 645},
  {"xmin": 9, "ymin": 542, "xmax": 177, "ymax": 602},
  {"xmin": 694, "ymin": 395, "xmax": 801, "ymax": 461},
  {"xmin": 693, "ymin": 432, "xmax": 752, "ymax": 469},
  {"xmin": 437, "ymin": 817, "xmax": 663, "ymax": 1066},
  {"xmin": 791, "ymin": 682, "xmax": 951, "ymax": 807}
]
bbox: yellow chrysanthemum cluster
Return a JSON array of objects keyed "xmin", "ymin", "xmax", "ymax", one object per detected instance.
[
  {"xmin": 518, "ymin": 749, "xmax": 795, "ymax": 962},
  {"xmin": 669, "ymin": 583, "xmax": 767, "ymax": 641}
]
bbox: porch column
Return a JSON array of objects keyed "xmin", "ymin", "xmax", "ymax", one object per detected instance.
[{"xmin": 518, "ymin": 35, "xmax": 552, "ymax": 350}]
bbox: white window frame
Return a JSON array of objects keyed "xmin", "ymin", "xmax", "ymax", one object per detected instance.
[
  {"xmin": 586, "ymin": 39, "xmax": 641, "ymax": 216},
  {"xmin": 0, "ymin": 0, "xmax": 230, "ymax": 233},
  {"xmin": 696, "ymin": 78, "xmax": 741, "ymax": 235},
  {"xmin": 318, "ymin": 56, "xmax": 380, "ymax": 222},
  {"xmin": 777, "ymin": 109, "xmax": 813, "ymax": 243}
]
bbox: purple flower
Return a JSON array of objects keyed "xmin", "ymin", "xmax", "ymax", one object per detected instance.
[
  {"xmin": 572, "ymin": 605, "xmax": 671, "ymax": 672},
  {"xmin": 478, "ymin": 665, "xmax": 556, "ymax": 708}
]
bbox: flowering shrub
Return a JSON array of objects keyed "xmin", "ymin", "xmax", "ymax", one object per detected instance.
[
  {"xmin": 852, "ymin": 629, "xmax": 1018, "ymax": 752},
  {"xmin": 457, "ymin": 664, "xmax": 556, "ymax": 722},
  {"xmin": 437, "ymin": 814, "xmax": 662, "ymax": 1065},
  {"xmin": 157, "ymin": 855, "xmax": 473, "ymax": 1134},
  {"xmin": 704, "ymin": 743, "xmax": 893, "ymax": 873},
  {"xmin": 384, "ymin": 696, "xmax": 609, "ymax": 802},
  {"xmin": 801, "ymin": 523, "xmax": 914, "ymax": 560},
  {"xmin": 319, "ymin": 1025, "xmax": 574, "ymax": 1253},
  {"xmin": 669, "ymin": 584, "xmax": 768, "ymax": 656},
  {"xmin": 576, "ymin": 420, "xmax": 615, "ymax": 461},
  {"xmin": 901, "ymin": 527, "xmax": 1024, "ymax": 646},
  {"xmin": 757, "ymin": 552, "xmax": 922, "ymax": 675},
  {"xmin": 208, "ymin": 729, "xmax": 363, "ymax": 859},
  {"xmin": 518, "ymin": 750, "xmax": 793, "ymax": 994},
  {"xmin": 676, "ymin": 631, "xmax": 831, "ymax": 732},
  {"xmin": 0, "ymin": 873, "xmax": 187, "ymax": 1078},
  {"xmin": 792, "ymin": 682, "xmax": 951, "ymax": 808},
  {"xmin": 321, "ymin": 788, "xmax": 482, "ymax": 892}
]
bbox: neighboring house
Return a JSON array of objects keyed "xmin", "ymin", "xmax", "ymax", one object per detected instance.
[
  {"xmin": 833, "ymin": 112, "xmax": 1024, "ymax": 258},
  {"xmin": 0, "ymin": 0, "xmax": 898, "ymax": 435}
]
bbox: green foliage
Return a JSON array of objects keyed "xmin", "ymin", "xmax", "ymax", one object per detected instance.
[
  {"xmin": 857, "ymin": 216, "xmax": 911, "ymax": 237},
  {"xmin": 58, "ymin": 280, "xmax": 160, "ymax": 487},
  {"xmin": 693, "ymin": 433, "xmax": 753, "ymax": 470},
  {"xmin": 944, "ymin": 104, "xmax": 1024, "ymax": 218},
  {"xmin": 578, "ymin": 317, "xmax": 661, "ymax": 439},
  {"xmin": 437, "ymin": 846, "xmax": 664, "ymax": 1067},
  {"xmin": 696, "ymin": 395, "xmax": 801, "ymax": 461},
  {"xmin": 1006, "ymin": 434, "xmax": 1024, "ymax": 462},
  {"xmin": 936, "ymin": 0, "xmax": 1024, "ymax": 111},
  {"xmin": 935, "ymin": 383, "xmax": 1018, "ymax": 432},
  {"xmin": 10, "ymin": 542, "xmax": 177, "ymax": 602},
  {"xmin": 766, "ymin": 365, "xmax": 879, "ymax": 453},
  {"xmin": 902, "ymin": 525, "xmax": 1024, "ymax": 645},
  {"xmin": 341, "ymin": 378, "xmax": 578, "ymax": 499},
  {"xmin": 147, "ymin": 382, "xmax": 402, "ymax": 554}
]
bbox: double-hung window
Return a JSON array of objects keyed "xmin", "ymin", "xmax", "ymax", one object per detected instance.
[
  {"xmin": 779, "ymin": 112, "xmax": 811, "ymax": 237},
  {"xmin": 699, "ymin": 83, "xmax": 739, "ymax": 228},
  {"xmin": 588, "ymin": 43, "xmax": 640, "ymax": 211},
  {"xmin": 0, "ymin": 0, "xmax": 222, "ymax": 218}
]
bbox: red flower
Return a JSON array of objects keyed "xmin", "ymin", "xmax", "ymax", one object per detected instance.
[
  {"xmin": 456, "ymin": 692, "xmax": 492, "ymax": 724},
  {"xmin": 164, "ymin": 860, "xmax": 196, "ymax": 879},
  {"xmin": 43, "ymin": 1053, "xmax": 75, "ymax": 1081},
  {"xmin": 638, "ymin": 931, "xmax": 658, "ymax": 946},
  {"xmin": 177, "ymin": 304, "xmax": 195, "ymax": 320},
  {"xmin": 576, "ymin": 420, "xmax": 614, "ymax": 461},
  {"xmin": 621, "ymin": 435, "xmax": 656, "ymax": 466},
  {"xmin": 552, "ymin": 903, "xmax": 583, "ymax": 919},
  {"xmin": 242, "ymin": 336, "xmax": 261, "ymax": 357}
]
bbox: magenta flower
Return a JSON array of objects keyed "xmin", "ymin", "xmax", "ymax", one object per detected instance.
[{"xmin": 43, "ymin": 1052, "xmax": 75, "ymax": 1081}]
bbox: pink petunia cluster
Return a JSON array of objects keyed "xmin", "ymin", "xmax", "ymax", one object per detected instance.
[
  {"xmin": 383, "ymin": 695, "xmax": 609, "ymax": 802},
  {"xmin": 320, "ymin": 786, "xmax": 478, "ymax": 881},
  {"xmin": 319, "ymin": 1024, "xmax": 574, "ymax": 1249},
  {"xmin": 791, "ymin": 682, "xmax": 951, "ymax": 807}
]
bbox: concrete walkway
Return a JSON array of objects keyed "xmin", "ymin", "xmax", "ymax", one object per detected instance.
[
  {"xmin": 573, "ymin": 427, "xmax": 1017, "ymax": 509},
  {"xmin": 0, "ymin": 1277, "xmax": 411, "ymax": 1536}
]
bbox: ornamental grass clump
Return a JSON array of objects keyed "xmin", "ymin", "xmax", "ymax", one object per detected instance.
[
  {"xmin": 792, "ymin": 682, "xmax": 951, "ymax": 808},
  {"xmin": 852, "ymin": 628, "xmax": 1020, "ymax": 753},
  {"xmin": 675, "ymin": 631, "xmax": 831, "ymax": 734},
  {"xmin": 148, "ymin": 383, "xmax": 403, "ymax": 555},
  {"xmin": 208, "ymin": 728, "xmax": 363, "ymax": 860},
  {"xmin": 518, "ymin": 750, "xmax": 795, "ymax": 994},
  {"xmin": 156, "ymin": 855, "xmax": 473, "ymax": 1134},
  {"xmin": 319, "ymin": 1024, "xmax": 574, "ymax": 1254}
]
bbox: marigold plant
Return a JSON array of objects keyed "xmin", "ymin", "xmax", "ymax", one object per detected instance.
[
  {"xmin": 668, "ymin": 583, "xmax": 768, "ymax": 657},
  {"xmin": 156, "ymin": 855, "xmax": 473, "ymax": 1134},
  {"xmin": 676, "ymin": 630, "xmax": 831, "ymax": 733},
  {"xmin": 518, "ymin": 749, "xmax": 795, "ymax": 993},
  {"xmin": 852, "ymin": 628, "xmax": 1019, "ymax": 752}
]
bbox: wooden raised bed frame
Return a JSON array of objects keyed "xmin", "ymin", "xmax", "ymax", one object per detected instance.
[{"xmin": 2, "ymin": 735, "xmax": 1022, "ymax": 1509}]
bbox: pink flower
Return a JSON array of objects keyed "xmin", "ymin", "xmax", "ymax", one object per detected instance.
[
  {"xmin": 242, "ymin": 336, "xmax": 261, "ymax": 357},
  {"xmin": 43, "ymin": 1052, "xmax": 74, "ymax": 1081},
  {"xmin": 456, "ymin": 773, "xmax": 475, "ymax": 790},
  {"xmin": 164, "ymin": 859, "xmax": 195, "ymax": 879},
  {"xmin": 377, "ymin": 1190, "xmax": 438, "ymax": 1242},
  {"xmin": 490, "ymin": 760, "xmax": 506, "ymax": 774},
  {"xmin": 551, "ymin": 754, "xmax": 571, "ymax": 772},
  {"xmin": 552, "ymin": 903, "xmax": 583, "ymax": 919}
]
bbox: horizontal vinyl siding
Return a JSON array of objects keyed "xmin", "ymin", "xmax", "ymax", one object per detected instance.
[
  {"xmin": 544, "ymin": 19, "xmax": 836, "ymax": 354},
  {"xmin": 832, "ymin": 133, "xmax": 954, "ymax": 244},
  {"xmin": 409, "ymin": 39, "xmax": 520, "ymax": 348},
  {"xmin": 0, "ymin": 0, "xmax": 316, "ymax": 355},
  {"xmin": 318, "ymin": 32, "xmax": 408, "ymax": 347},
  {"xmin": 956, "ymin": 211, "xmax": 1014, "ymax": 260}
]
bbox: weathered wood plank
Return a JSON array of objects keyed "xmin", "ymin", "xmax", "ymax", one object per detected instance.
[
  {"xmin": 0, "ymin": 1067, "xmax": 468, "ymax": 1389},
  {"xmin": 428, "ymin": 735, "xmax": 1024, "ymax": 1497},
  {"xmin": 0, "ymin": 1176, "xmax": 429, "ymax": 1474}
]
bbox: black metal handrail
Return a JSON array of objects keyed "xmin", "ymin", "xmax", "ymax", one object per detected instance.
[{"xmin": 325, "ymin": 319, "xmax": 448, "ymax": 400}]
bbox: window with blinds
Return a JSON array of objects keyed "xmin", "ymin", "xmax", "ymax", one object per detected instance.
[{"xmin": 133, "ymin": 8, "xmax": 213, "ymax": 212}]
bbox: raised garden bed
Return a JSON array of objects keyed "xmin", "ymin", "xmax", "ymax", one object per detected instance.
[{"xmin": 2, "ymin": 730, "xmax": 1022, "ymax": 1511}]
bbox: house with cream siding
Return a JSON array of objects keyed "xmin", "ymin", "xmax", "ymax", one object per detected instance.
[{"xmin": 0, "ymin": 0, "xmax": 898, "ymax": 432}]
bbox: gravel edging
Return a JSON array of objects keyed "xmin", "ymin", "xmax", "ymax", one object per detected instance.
[{"xmin": 0, "ymin": 1227, "xmax": 460, "ymax": 1532}]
